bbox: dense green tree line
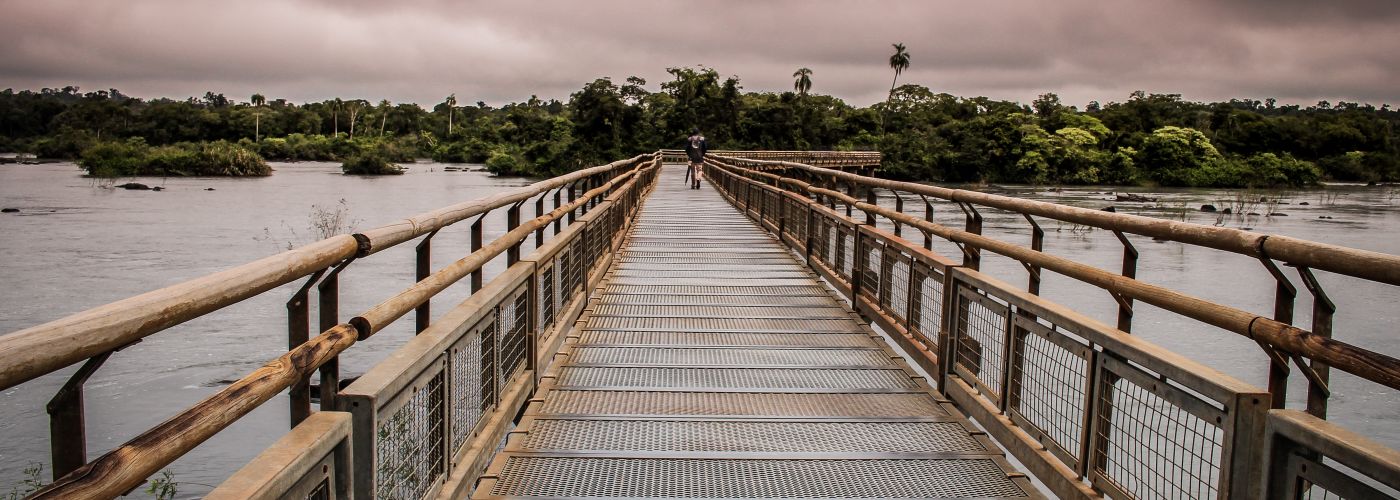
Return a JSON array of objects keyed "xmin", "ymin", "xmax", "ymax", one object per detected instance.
[{"xmin": 1, "ymin": 71, "xmax": 1396, "ymax": 185}]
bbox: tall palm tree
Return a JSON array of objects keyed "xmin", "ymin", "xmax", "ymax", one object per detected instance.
[
  {"xmin": 444, "ymin": 94, "xmax": 457, "ymax": 136},
  {"xmin": 888, "ymin": 43, "xmax": 910, "ymax": 98},
  {"xmin": 793, "ymin": 67, "xmax": 813, "ymax": 96},
  {"xmin": 378, "ymin": 99, "xmax": 391, "ymax": 136}
]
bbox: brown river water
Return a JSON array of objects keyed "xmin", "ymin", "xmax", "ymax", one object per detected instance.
[{"xmin": 1, "ymin": 161, "xmax": 1397, "ymax": 495}]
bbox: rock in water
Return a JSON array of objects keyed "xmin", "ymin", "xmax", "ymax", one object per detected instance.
[
  {"xmin": 1200, "ymin": 204, "xmax": 1217, "ymax": 212},
  {"xmin": 1, "ymin": 208, "xmax": 18, "ymax": 213},
  {"xmin": 116, "ymin": 182, "xmax": 151, "ymax": 190},
  {"xmin": 1101, "ymin": 206, "xmax": 1116, "ymax": 212}
]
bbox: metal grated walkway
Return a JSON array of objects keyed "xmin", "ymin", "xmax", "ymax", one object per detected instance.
[{"xmin": 474, "ymin": 165, "xmax": 1039, "ymax": 499}]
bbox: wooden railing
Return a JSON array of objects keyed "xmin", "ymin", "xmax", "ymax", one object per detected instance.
[
  {"xmin": 705, "ymin": 153, "xmax": 1400, "ymax": 500},
  {"xmin": 5, "ymin": 154, "xmax": 657, "ymax": 498}
]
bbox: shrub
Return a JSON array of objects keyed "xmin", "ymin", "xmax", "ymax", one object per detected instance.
[{"xmin": 341, "ymin": 149, "xmax": 404, "ymax": 175}]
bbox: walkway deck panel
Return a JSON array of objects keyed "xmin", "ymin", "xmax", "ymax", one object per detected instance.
[{"xmin": 474, "ymin": 166, "xmax": 1039, "ymax": 498}]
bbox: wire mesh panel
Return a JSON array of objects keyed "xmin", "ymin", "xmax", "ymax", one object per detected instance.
[
  {"xmin": 884, "ymin": 248, "xmax": 911, "ymax": 322},
  {"xmin": 498, "ymin": 285, "xmax": 529, "ymax": 382},
  {"xmin": 840, "ymin": 226, "xmax": 856, "ymax": 282},
  {"xmin": 375, "ymin": 365, "xmax": 446, "ymax": 500},
  {"xmin": 860, "ymin": 242, "xmax": 881, "ymax": 300},
  {"xmin": 572, "ymin": 233, "xmax": 589, "ymax": 292},
  {"xmin": 1090, "ymin": 355, "xmax": 1226, "ymax": 500},
  {"xmin": 538, "ymin": 264, "xmax": 556, "ymax": 334},
  {"xmin": 909, "ymin": 262, "xmax": 946, "ymax": 351},
  {"xmin": 1006, "ymin": 315, "xmax": 1092, "ymax": 470},
  {"xmin": 449, "ymin": 320, "xmax": 486, "ymax": 454},
  {"xmin": 479, "ymin": 312, "xmax": 498, "ymax": 412},
  {"xmin": 953, "ymin": 286, "xmax": 1011, "ymax": 402}
]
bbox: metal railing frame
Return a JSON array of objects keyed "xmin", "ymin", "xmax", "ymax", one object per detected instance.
[
  {"xmin": 12, "ymin": 155, "xmax": 658, "ymax": 498},
  {"xmin": 705, "ymin": 153, "xmax": 1400, "ymax": 500}
]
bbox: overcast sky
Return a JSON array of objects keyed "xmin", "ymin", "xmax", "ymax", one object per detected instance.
[{"xmin": 1, "ymin": 0, "xmax": 1396, "ymax": 109}]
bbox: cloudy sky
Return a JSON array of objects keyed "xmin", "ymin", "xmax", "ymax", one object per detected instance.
[{"xmin": 1, "ymin": 0, "xmax": 1396, "ymax": 108}]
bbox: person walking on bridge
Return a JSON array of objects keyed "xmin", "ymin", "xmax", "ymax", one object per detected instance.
[{"xmin": 684, "ymin": 128, "xmax": 707, "ymax": 189}]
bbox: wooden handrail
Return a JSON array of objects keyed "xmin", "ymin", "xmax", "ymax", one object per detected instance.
[
  {"xmin": 712, "ymin": 155, "xmax": 1400, "ymax": 287},
  {"xmin": 707, "ymin": 161, "xmax": 1400, "ymax": 391},
  {"xmin": 0, "ymin": 154, "xmax": 653, "ymax": 391}
]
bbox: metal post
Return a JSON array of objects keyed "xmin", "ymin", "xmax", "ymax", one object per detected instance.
[
  {"xmin": 567, "ymin": 183, "xmax": 578, "ymax": 224},
  {"xmin": 958, "ymin": 202, "xmax": 982, "ymax": 270},
  {"xmin": 287, "ymin": 268, "xmax": 326, "ymax": 426},
  {"xmin": 922, "ymin": 196, "xmax": 933, "ymax": 250},
  {"xmin": 317, "ymin": 257, "xmax": 354, "ymax": 411},
  {"xmin": 507, "ymin": 202, "xmax": 523, "ymax": 266},
  {"xmin": 1297, "ymin": 267, "xmax": 1335, "ymax": 418},
  {"xmin": 46, "ymin": 352, "xmax": 114, "ymax": 479},
  {"xmin": 553, "ymin": 189, "xmax": 563, "ymax": 235},
  {"xmin": 471, "ymin": 213, "xmax": 487, "ymax": 293},
  {"xmin": 1025, "ymin": 214, "xmax": 1044, "ymax": 296},
  {"xmin": 893, "ymin": 194, "xmax": 904, "ymax": 237},
  {"xmin": 416, "ymin": 229, "xmax": 439, "ymax": 334},
  {"xmin": 1256, "ymin": 255, "xmax": 1297, "ymax": 408},
  {"xmin": 1113, "ymin": 230, "xmax": 1137, "ymax": 333},
  {"xmin": 845, "ymin": 182, "xmax": 856, "ymax": 218},
  {"xmin": 535, "ymin": 194, "xmax": 546, "ymax": 248},
  {"xmin": 865, "ymin": 188, "xmax": 877, "ymax": 226}
]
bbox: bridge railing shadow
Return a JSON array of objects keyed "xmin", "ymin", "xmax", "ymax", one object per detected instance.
[{"xmin": 706, "ymin": 153, "xmax": 1400, "ymax": 500}]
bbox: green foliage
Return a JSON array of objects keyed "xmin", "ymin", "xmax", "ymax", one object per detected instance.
[
  {"xmin": 78, "ymin": 139, "xmax": 269, "ymax": 177},
  {"xmin": 1138, "ymin": 126, "xmax": 1226, "ymax": 186},
  {"xmin": 484, "ymin": 147, "xmax": 525, "ymax": 175},
  {"xmin": 6, "ymin": 462, "xmax": 44, "ymax": 499},
  {"xmin": 341, "ymin": 143, "xmax": 405, "ymax": 175},
  {"xmin": 4, "ymin": 80, "xmax": 1398, "ymax": 185},
  {"xmin": 146, "ymin": 470, "xmax": 178, "ymax": 500}
]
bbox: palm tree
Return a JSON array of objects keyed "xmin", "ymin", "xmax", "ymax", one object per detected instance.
[
  {"xmin": 444, "ymin": 94, "xmax": 457, "ymax": 136},
  {"xmin": 378, "ymin": 99, "xmax": 391, "ymax": 136},
  {"xmin": 888, "ymin": 43, "xmax": 910, "ymax": 98},
  {"xmin": 793, "ymin": 68, "xmax": 813, "ymax": 96},
  {"xmin": 250, "ymin": 93, "xmax": 266, "ymax": 107}
]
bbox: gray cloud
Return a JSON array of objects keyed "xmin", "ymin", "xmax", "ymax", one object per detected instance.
[{"xmin": 0, "ymin": 0, "xmax": 1395, "ymax": 108}]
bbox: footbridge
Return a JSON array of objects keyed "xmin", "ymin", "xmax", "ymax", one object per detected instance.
[{"xmin": 4, "ymin": 151, "xmax": 1399, "ymax": 499}]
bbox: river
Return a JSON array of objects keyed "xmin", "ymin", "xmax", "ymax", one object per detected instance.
[{"xmin": 1, "ymin": 161, "xmax": 1397, "ymax": 496}]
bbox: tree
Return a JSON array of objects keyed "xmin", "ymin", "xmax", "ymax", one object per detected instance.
[
  {"xmin": 793, "ymin": 67, "xmax": 813, "ymax": 96},
  {"xmin": 888, "ymin": 43, "xmax": 911, "ymax": 98},
  {"xmin": 444, "ymin": 94, "xmax": 457, "ymax": 136},
  {"xmin": 344, "ymin": 99, "xmax": 367, "ymax": 138},
  {"xmin": 377, "ymin": 99, "xmax": 390, "ymax": 136},
  {"xmin": 250, "ymin": 93, "xmax": 266, "ymax": 107}
]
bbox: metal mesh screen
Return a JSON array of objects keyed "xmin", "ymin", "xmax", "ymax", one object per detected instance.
[
  {"xmin": 568, "ymin": 347, "xmax": 892, "ymax": 366},
  {"xmin": 886, "ymin": 251, "xmax": 911, "ymax": 323},
  {"xmin": 498, "ymin": 286, "xmax": 529, "ymax": 381},
  {"xmin": 555, "ymin": 367, "xmax": 917, "ymax": 390},
  {"xmin": 539, "ymin": 390, "xmax": 947, "ymax": 417},
  {"xmin": 909, "ymin": 264, "xmax": 945, "ymax": 350},
  {"xmin": 1092, "ymin": 364, "xmax": 1225, "ymax": 500},
  {"xmin": 449, "ymin": 323, "xmax": 484, "ymax": 452},
  {"xmin": 479, "ymin": 315, "xmax": 497, "ymax": 411},
  {"xmin": 539, "ymin": 265, "xmax": 555, "ymax": 333},
  {"xmin": 861, "ymin": 244, "xmax": 881, "ymax": 299},
  {"xmin": 522, "ymin": 420, "xmax": 986, "ymax": 453},
  {"xmin": 955, "ymin": 288, "xmax": 1010, "ymax": 400},
  {"xmin": 489, "ymin": 457, "xmax": 1027, "ymax": 498},
  {"xmin": 841, "ymin": 227, "xmax": 856, "ymax": 282},
  {"xmin": 374, "ymin": 372, "xmax": 444, "ymax": 500},
  {"xmin": 1007, "ymin": 316, "xmax": 1091, "ymax": 469}
]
